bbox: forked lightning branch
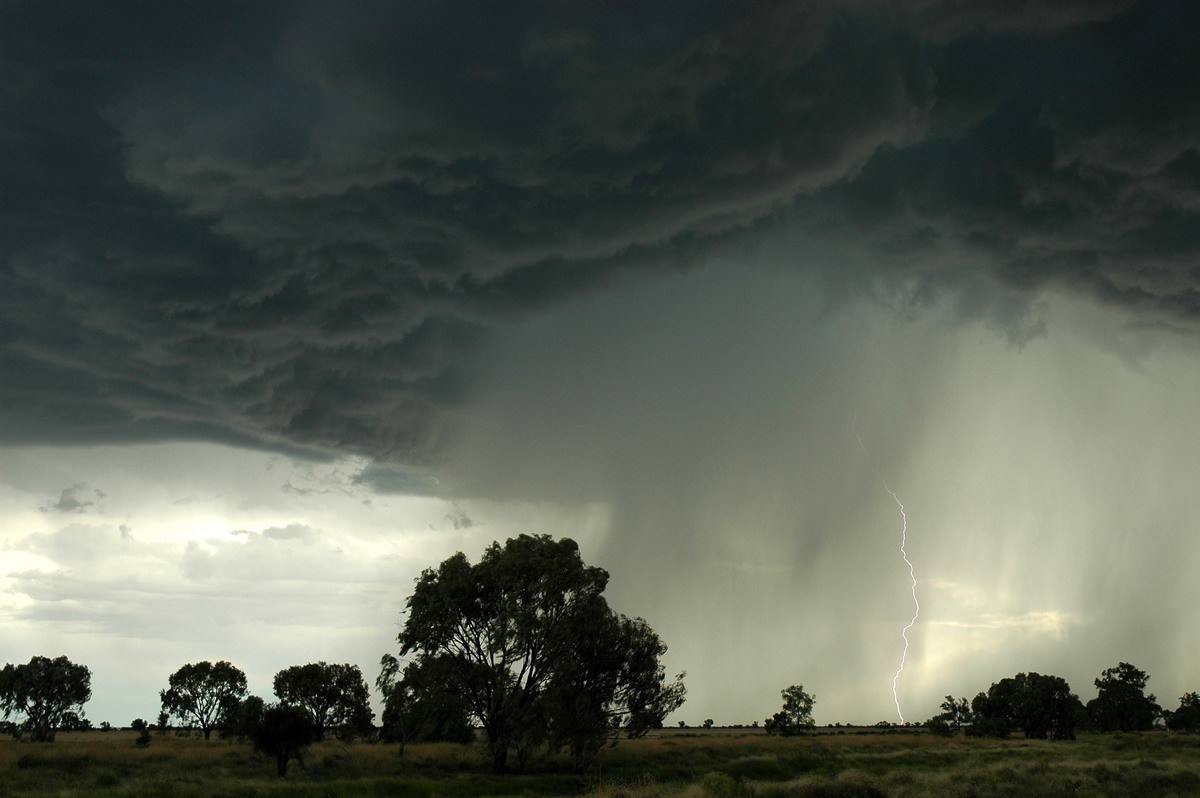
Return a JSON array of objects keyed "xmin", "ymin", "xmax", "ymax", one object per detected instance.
[{"xmin": 853, "ymin": 415, "xmax": 921, "ymax": 724}]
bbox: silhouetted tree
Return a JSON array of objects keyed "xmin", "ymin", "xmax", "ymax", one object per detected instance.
[
  {"xmin": 926, "ymin": 714, "xmax": 953, "ymax": 737},
  {"xmin": 131, "ymin": 718, "xmax": 151, "ymax": 747},
  {"xmin": 377, "ymin": 654, "xmax": 474, "ymax": 752},
  {"xmin": 220, "ymin": 695, "xmax": 266, "ymax": 741},
  {"xmin": 541, "ymin": 609, "xmax": 686, "ymax": 770},
  {"xmin": 926, "ymin": 695, "xmax": 972, "ymax": 737},
  {"xmin": 160, "ymin": 661, "xmax": 247, "ymax": 740},
  {"xmin": 941, "ymin": 696, "xmax": 971, "ymax": 729},
  {"xmin": 397, "ymin": 535, "xmax": 685, "ymax": 773},
  {"xmin": 1087, "ymin": 662, "xmax": 1160, "ymax": 732},
  {"xmin": 57, "ymin": 711, "xmax": 91, "ymax": 732},
  {"xmin": 273, "ymin": 662, "xmax": 373, "ymax": 741},
  {"xmin": 764, "ymin": 685, "xmax": 816, "ymax": 736},
  {"xmin": 0, "ymin": 655, "xmax": 92, "ymax": 742},
  {"xmin": 251, "ymin": 704, "xmax": 314, "ymax": 777},
  {"xmin": 967, "ymin": 672, "xmax": 1083, "ymax": 740},
  {"xmin": 1166, "ymin": 692, "xmax": 1200, "ymax": 733}
]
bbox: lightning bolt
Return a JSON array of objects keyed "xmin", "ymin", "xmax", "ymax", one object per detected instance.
[{"xmin": 853, "ymin": 414, "xmax": 920, "ymax": 725}]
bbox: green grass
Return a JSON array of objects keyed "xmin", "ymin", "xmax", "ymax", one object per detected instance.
[{"xmin": 1, "ymin": 729, "xmax": 1200, "ymax": 797}]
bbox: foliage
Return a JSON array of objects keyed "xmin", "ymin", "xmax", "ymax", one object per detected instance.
[
  {"xmin": 376, "ymin": 654, "xmax": 474, "ymax": 750},
  {"xmin": 396, "ymin": 534, "xmax": 686, "ymax": 773},
  {"xmin": 541, "ymin": 609, "xmax": 686, "ymax": 769},
  {"xmin": 1167, "ymin": 692, "xmax": 1200, "ymax": 733},
  {"xmin": 220, "ymin": 695, "xmax": 266, "ymax": 741},
  {"xmin": 273, "ymin": 662, "xmax": 373, "ymax": 742},
  {"xmin": 57, "ymin": 711, "xmax": 91, "ymax": 732},
  {"xmin": 925, "ymin": 713, "xmax": 953, "ymax": 737},
  {"xmin": 159, "ymin": 661, "xmax": 248, "ymax": 740},
  {"xmin": 131, "ymin": 718, "xmax": 151, "ymax": 747},
  {"xmin": 940, "ymin": 695, "xmax": 971, "ymax": 729},
  {"xmin": 764, "ymin": 685, "xmax": 816, "ymax": 736},
  {"xmin": 967, "ymin": 672, "xmax": 1083, "ymax": 740},
  {"xmin": 0, "ymin": 655, "xmax": 92, "ymax": 742},
  {"xmin": 926, "ymin": 695, "xmax": 970, "ymax": 737},
  {"xmin": 250, "ymin": 703, "xmax": 316, "ymax": 777},
  {"xmin": 1087, "ymin": 662, "xmax": 1161, "ymax": 732}
]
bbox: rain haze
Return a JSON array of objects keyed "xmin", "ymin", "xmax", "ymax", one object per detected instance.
[{"xmin": 2, "ymin": 0, "xmax": 1199, "ymax": 727}]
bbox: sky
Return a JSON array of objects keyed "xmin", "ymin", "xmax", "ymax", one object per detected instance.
[{"xmin": 2, "ymin": 0, "xmax": 1199, "ymax": 728}]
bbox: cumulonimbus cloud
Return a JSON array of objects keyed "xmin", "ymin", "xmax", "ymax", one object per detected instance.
[{"xmin": 0, "ymin": 1, "xmax": 1195, "ymax": 465}]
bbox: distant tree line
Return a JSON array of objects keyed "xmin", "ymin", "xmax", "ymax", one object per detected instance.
[
  {"xmin": 8, "ymin": 535, "xmax": 1200, "ymax": 779},
  {"xmin": 0, "ymin": 535, "xmax": 686, "ymax": 778},
  {"xmin": 924, "ymin": 661, "xmax": 1194, "ymax": 739}
]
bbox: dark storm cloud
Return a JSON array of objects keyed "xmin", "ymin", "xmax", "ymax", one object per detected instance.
[
  {"xmin": 801, "ymin": 0, "xmax": 1200, "ymax": 324},
  {"xmin": 1, "ymin": 1, "xmax": 1196, "ymax": 466}
]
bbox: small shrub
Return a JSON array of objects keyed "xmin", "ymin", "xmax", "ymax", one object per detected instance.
[{"xmin": 926, "ymin": 715, "xmax": 954, "ymax": 738}]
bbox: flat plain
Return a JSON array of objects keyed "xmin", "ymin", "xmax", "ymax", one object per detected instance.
[{"xmin": 2, "ymin": 727, "xmax": 1199, "ymax": 797}]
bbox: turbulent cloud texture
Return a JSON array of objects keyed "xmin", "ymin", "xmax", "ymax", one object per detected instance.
[
  {"xmin": 2, "ymin": 1, "xmax": 1200, "ymax": 725},
  {"xmin": 2, "ymin": 1, "xmax": 1197, "ymax": 462}
]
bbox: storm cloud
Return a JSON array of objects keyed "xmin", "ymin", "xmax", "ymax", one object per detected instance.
[
  {"xmin": 3, "ymin": 1, "xmax": 1200, "ymax": 725},
  {"xmin": 1, "ymin": 1, "xmax": 1196, "ymax": 463}
]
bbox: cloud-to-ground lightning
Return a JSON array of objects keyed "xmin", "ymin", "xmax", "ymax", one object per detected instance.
[{"xmin": 853, "ymin": 414, "xmax": 921, "ymax": 724}]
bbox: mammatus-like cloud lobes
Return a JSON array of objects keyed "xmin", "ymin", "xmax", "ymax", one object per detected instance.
[{"xmin": 1, "ymin": 1, "xmax": 1197, "ymax": 465}]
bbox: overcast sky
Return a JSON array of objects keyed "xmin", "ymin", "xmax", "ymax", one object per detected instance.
[{"xmin": 2, "ymin": 0, "xmax": 1199, "ymax": 728}]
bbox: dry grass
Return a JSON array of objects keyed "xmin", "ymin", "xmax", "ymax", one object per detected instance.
[{"xmin": 1, "ymin": 728, "xmax": 1199, "ymax": 797}]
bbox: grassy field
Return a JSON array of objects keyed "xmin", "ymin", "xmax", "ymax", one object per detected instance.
[{"xmin": 1, "ymin": 728, "xmax": 1199, "ymax": 797}]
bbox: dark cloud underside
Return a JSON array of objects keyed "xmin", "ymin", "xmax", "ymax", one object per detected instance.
[{"xmin": 1, "ymin": 1, "xmax": 1197, "ymax": 463}]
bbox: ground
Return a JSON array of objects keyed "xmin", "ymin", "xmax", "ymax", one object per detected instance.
[{"xmin": 0, "ymin": 726, "xmax": 1198, "ymax": 797}]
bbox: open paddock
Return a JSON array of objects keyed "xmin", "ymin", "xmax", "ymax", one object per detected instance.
[{"xmin": 0, "ymin": 729, "xmax": 1198, "ymax": 797}]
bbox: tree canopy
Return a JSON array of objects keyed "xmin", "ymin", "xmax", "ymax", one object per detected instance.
[
  {"xmin": 273, "ymin": 662, "xmax": 373, "ymax": 741},
  {"xmin": 764, "ymin": 684, "xmax": 816, "ymax": 736},
  {"xmin": 0, "ymin": 655, "xmax": 92, "ymax": 742},
  {"xmin": 1167, "ymin": 692, "xmax": 1200, "ymax": 733},
  {"xmin": 396, "ymin": 534, "xmax": 685, "ymax": 773},
  {"xmin": 160, "ymin": 661, "xmax": 248, "ymax": 740},
  {"xmin": 926, "ymin": 696, "xmax": 971, "ymax": 737},
  {"xmin": 968, "ymin": 672, "xmax": 1083, "ymax": 740},
  {"xmin": 251, "ymin": 704, "xmax": 315, "ymax": 777},
  {"xmin": 377, "ymin": 653, "xmax": 474, "ymax": 750},
  {"xmin": 1087, "ymin": 662, "xmax": 1161, "ymax": 732}
]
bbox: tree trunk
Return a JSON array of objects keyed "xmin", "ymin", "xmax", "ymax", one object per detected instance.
[
  {"xmin": 491, "ymin": 744, "xmax": 508, "ymax": 774},
  {"xmin": 484, "ymin": 725, "xmax": 509, "ymax": 774}
]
